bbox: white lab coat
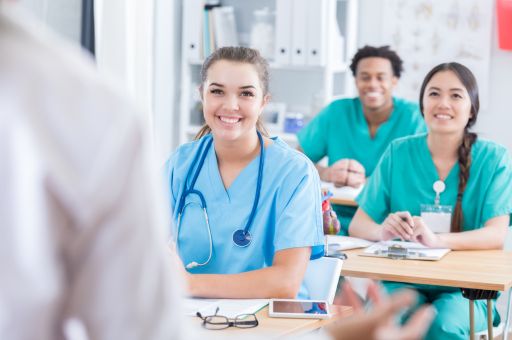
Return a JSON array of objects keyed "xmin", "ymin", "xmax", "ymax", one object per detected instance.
[{"xmin": 0, "ymin": 7, "xmax": 187, "ymax": 340}]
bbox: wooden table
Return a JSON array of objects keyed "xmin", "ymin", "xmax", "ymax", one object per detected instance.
[
  {"xmin": 342, "ymin": 249, "xmax": 512, "ymax": 339},
  {"xmin": 330, "ymin": 197, "xmax": 358, "ymax": 207},
  {"xmin": 193, "ymin": 305, "xmax": 352, "ymax": 338}
]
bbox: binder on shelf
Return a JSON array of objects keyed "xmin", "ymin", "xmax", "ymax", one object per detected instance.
[
  {"xmin": 275, "ymin": 0, "xmax": 292, "ymax": 65},
  {"xmin": 182, "ymin": 0, "xmax": 203, "ymax": 62},
  {"xmin": 306, "ymin": 0, "xmax": 330, "ymax": 66},
  {"xmin": 212, "ymin": 6, "xmax": 238, "ymax": 48},
  {"xmin": 202, "ymin": 1, "xmax": 221, "ymax": 58},
  {"xmin": 291, "ymin": 0, "xmax": 307, "ymax": 65},
  {"xmin": 329, "ymin": 9, "xmax": 345, "ymax": 69}
]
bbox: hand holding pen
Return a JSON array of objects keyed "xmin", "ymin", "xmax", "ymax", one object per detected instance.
[{"xmin": 381, "ymin": 211, "xmax": 415, "ymax": 241}]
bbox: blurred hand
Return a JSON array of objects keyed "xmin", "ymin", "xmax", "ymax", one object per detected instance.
[
  {"xmin": 411, "ymin": 216, "xmax": 442, "ymax": 248},
  {"xmin": 329, "ymin": 281, "xmax": 435, "ymax": 340},
  {"xmin": 322, "ymin": 159, "xmax": 366, "ymax": 188},
  {"xmin": 381, "ymin": 211, "xmax": 415, "ymax": 241}
]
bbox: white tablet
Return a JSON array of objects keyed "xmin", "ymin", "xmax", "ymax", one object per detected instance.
[{"xmin": 268, "ymin": 299, "xmax": 331, "ymax": 319}]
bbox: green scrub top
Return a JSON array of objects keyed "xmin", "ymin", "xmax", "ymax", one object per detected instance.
[
  {"xmin": 298, "ymin": 96, "xmax": 426, "ymax": 235},
  {"xmin": 297, "ymin": 97, "xmax": 426, "ymax": 176},
  {"xmin": 356, "ymin": 133, "xmax": 512, "ymax": 230}
]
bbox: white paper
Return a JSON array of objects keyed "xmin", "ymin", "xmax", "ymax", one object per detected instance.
[
  {"xmin": 185, "ymin": 298, "xmax": 268, "ymax": 319},
  {"xmin": 325, "ymin": 235, "xmax": 374, "ymax": 251},
  {"xmin": 362, "ymin": 240, "xmax": 451, "ymax": 261},
  {"xmin": 321, "ymin": 181, "xmax": 364, "ymax": 200}
]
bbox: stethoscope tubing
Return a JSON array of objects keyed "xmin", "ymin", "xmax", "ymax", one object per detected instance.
[{"xmin": 175, "ymin": 131, "xmax": 265, "ymax": 267}]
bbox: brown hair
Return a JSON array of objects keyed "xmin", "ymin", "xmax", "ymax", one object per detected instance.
[
  {"xmin": 419, "ymin": 62, "xmax": 479, "ymax": 232},
  {"xmin": 195, "ymin": 46, "xmax": 270, "ymax": 139}
]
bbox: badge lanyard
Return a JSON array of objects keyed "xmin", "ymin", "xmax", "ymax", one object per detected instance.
[{"xmin": 420, "ymin": 180, "xmax": 453, "ymax": 233}]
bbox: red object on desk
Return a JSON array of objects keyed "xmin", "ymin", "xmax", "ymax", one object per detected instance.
[{"xmin": 497, "ymin": 0, "xmax": 512, "ymax": 50}]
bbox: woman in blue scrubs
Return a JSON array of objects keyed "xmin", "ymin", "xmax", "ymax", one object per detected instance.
[
  {"xmin": 166, "ymin": 47, "xmax": 324, "ymax": 299},
  {"xmin": 349, "ymin": 62, "xmax": 512, "ymax": 339}
]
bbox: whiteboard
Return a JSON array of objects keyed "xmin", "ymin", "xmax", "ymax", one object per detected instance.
[{"xmin": 381, "ymin": 0, "xmax": 493, "ymax": 108}]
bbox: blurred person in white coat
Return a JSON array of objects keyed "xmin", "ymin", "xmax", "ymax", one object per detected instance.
[
  {"xmin": 0, "ymin": 4, "xmax": 182, "ymax": 340},
  {"xmin": 0, "ymin": 4, "xmax": 433, "ymax": 340}
]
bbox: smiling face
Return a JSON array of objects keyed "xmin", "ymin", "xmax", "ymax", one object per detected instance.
[
  {"xmin": 201, "ymin": 60, "xmax": 269, "ymax": 143},
  {"xmin": 354, "ymin": 57, "xmax": 398, "ymax": 113},
  {"xmin": 422, "ymin": 70, "xmax": 473, "ymax": 136}
]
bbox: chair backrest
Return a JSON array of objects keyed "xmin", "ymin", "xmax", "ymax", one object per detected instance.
[
  {"xmin": 504, "ymin": 226, "xmax": 512, "ymax": 251},
  {"xmin": 303, "ymin": 256, "xmax": 343, "ymax": 304}
]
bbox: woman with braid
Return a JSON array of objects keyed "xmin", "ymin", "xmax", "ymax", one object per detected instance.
[{"xmin": 349, "ymin": 62, "xmax": 512, "ymax": 339}]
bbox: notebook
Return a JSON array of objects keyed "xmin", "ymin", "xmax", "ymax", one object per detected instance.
[
  {"xmin": 185, "ymin": 298, "xmax": 268, "ymax": 318},
  {"xmin": 361, "ymin": 240, "xmax": 451, "ymax": 261}
]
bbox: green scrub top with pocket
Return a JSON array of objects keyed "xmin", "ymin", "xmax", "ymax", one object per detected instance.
[
  {"xmin": 298, "ymin": 97, "xmax": 426, "ymax": 235},
  {"xmin": 356, "ymin": 133, "xmax": 512, "ymax": 340}
]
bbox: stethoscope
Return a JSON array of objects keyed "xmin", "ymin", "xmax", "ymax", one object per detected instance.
[{"xmin": 176, "ymin": 131, "xmax": 265, "ymax": 269}]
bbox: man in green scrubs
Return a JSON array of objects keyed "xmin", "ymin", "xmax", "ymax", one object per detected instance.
[{"xmin": 298, "ymin": 45, "xmax": 426, "ymax": 234}]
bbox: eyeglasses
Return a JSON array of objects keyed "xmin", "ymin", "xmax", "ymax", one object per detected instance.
[{"xmin": 196, "ymin": 307, "xmax": 259, "ymax": 330}]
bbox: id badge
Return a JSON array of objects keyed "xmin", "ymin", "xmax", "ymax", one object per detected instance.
[{"xmin": 420, "ymin": 204, "xmax": 452, "ymax": 233}]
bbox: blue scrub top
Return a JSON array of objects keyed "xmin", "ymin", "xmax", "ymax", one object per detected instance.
[
  {"xmin": 357, "ymin": 133, "xmax": 512, "ymax": 229},
  {"xmin": 166, "ymin": 135, "xmax": 324, "ymax": 296}
]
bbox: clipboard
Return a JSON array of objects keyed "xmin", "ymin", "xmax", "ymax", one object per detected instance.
[{"xmin": 360, "ymin": 241, "xmax": 451, "ymax": 261}]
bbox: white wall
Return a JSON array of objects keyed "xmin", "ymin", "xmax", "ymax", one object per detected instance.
[
  {"xmin": 358, "ymin": 0, "xmax": 512, "ymax": 150},
  {"xmin": 18, "ymin": 0, "xmax": 81, "ymax": 42},
  {"xmin": 153, "ymin": 0, "xmax": 182, "ymax": 163}
]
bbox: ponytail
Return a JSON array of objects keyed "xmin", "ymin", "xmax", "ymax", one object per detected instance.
[{"xmin": 451, "ymin": 130, "xmax": 477, "ymax": 232}]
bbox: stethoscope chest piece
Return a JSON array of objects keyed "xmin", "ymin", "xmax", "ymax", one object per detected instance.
[{"xmin": 233, "ymin": 229, "xmax": 252, "ymax": 247}]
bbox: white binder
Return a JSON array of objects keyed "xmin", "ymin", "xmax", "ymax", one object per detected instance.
[
  {"xmin": 183, "ymin": 0, "xmax": 203, "ymax": 62},
  {"xmin": 275, "ymin": 0, "xmax": 293, "ymax": 65},
  {"xmin": 212, "ymin": 6, "xmax": 238, "ymax": 48},
  {"xmin": 306, "ymin": 0, "xmax": 331, "ymax": 66},
  {"xmin": 291, "ymin": 0, "xmax": 307, "ymax": 65}
]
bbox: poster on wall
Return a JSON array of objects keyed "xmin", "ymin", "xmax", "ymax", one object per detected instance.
[{"xmin": 382, "ymin": 0, "xmax": 493, "ymax": 108}]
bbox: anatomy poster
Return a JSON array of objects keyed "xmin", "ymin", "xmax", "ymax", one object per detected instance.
[{"xmin": 382, "ymin": 0, "xmax": 493, "ymax": 107}]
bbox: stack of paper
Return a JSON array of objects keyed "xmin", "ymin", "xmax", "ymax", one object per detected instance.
[
  {"xmin": 362, "ymin": 241, "xmax": 451, "ymax": 261},
  {"xmin": 321, "ymin": 181, "xmax": 363, "ymax": 200},
  {"xmin": 325, "ymin": 235, "xmax": 374, "ymax": 251},
  {"xmin": 185, "ymin": 298, "xmax": 268, "ymax": 318}
]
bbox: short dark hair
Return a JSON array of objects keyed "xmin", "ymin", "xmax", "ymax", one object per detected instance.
[{"xmin": 349, "ymin": 45, "xmax": 403, "ymax": 78}]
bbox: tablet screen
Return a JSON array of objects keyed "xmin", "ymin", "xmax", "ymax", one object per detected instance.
[{"xmin": 272, "ymin": 300, "xmax": 328, "ymax": 315}]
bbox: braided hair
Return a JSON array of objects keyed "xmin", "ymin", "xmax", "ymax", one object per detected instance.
[{"xmin": 419, "ymin": 62, "xmax": 479, "ymax": 232}]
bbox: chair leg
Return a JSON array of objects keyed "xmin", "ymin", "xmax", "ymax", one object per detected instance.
[
  {"xmin": 504, "ymin": 289, "xmax": 512, "ymax": 340},
  {"xmin": 470, "ymin": 299, "xmax": 475, "ymax": 340},
  {"xmin": 487, "ymin": 299, "xmax": 493, "ymax": 340}
]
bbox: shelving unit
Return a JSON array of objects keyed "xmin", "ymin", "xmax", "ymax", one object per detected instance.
[{"xmin": 179, "ymin": 0, "xmax": 358, "ymax": 145}]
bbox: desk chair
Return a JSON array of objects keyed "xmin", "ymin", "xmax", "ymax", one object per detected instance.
[
  {"xmin": 475, "ymin": 227, "xmax": 512, "ymax": 340},
  {"xmin": 303, "ymin": 256, "xmax": 343, "ymax": 304}
]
